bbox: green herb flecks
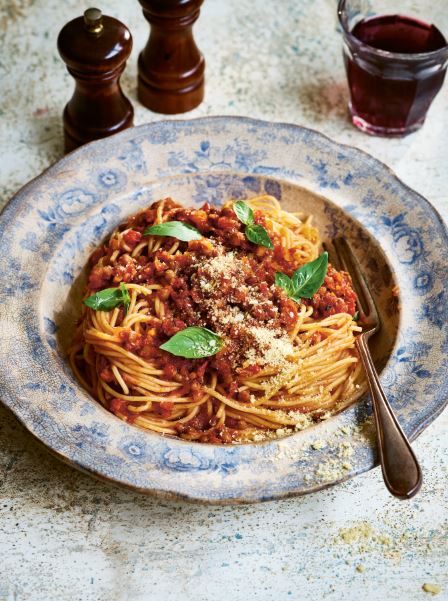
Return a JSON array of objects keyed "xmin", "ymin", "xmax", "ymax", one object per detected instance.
[
  {"xmin": 159, "ymin": 327, "xmax": 223, "ymax": 359},
  {"xmin": 275, "ymin": 252, "xmax": 329, "ymax": 303},
  {"xmin": 143, "ymin": 221, "xmax": 202, "ymax": 242},
  {"xmin": 233, "ymin": 200, "xmax": 273, "ymax": 250}
]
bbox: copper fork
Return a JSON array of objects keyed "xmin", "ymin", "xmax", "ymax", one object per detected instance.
[{"xmin": 330, "ymin": 237, "xmax": 422, "ymax": 499}]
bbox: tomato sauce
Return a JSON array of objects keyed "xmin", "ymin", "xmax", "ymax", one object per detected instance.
[{"xmin": 87, "ymin": 199, "xmax": 358, "ymax": 442}]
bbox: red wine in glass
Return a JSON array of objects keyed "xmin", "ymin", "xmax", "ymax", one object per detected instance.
[{"xmin": 341, "ymin": 13, "xmax": 447, "ymax": 136}]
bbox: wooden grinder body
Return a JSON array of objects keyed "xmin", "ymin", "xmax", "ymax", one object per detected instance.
[
  {"xmin": 58, "ymin": 12, "xmax": 134, "ymax": 153},
  {"xmin": 138, "ymin": 0, "xmax": 205, "ymax": 114}
]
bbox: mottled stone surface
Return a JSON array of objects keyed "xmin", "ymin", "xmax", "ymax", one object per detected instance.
[{"xmin": 0, "ymin": 1, "xmax": 446, "ymax": 600}]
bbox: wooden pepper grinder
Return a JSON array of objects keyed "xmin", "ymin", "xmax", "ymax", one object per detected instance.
[
  {"xmin": 137, "ymin": 0, "xmax": 205, "ymax": 114},
  {"xmin": 57, "ymin": 8, "xmax": 134, "ymax": 153}
]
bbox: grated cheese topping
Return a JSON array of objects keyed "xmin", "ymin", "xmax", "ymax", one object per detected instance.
[{"xmin": 191, "ymin": 247, "xmax": 296, "ymax": 372}]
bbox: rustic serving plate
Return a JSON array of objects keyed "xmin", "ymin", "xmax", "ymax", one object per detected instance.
[{"xmin": 0, "ymin": 117, "xmax": 446, "ymax": 503}]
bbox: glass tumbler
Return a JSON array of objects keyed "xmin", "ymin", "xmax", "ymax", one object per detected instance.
[{"xmin": 338, "ymin": 0, "xmax": 448, "ymax": 136}]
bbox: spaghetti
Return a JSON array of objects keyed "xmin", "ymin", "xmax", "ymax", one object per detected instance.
[{"xmin": 69, "ymin": 195, "xmax": 365, "ymax": 443}]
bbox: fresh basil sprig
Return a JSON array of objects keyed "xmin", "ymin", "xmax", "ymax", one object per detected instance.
[
  {"xmin": 143, "ymin": 221, "xmax": 202, "ymax": 242},
  {"xmin": 160, "ymin": 326, "xmax": 223, "ymax": 359},
  {"xmin": 275, "ymin": 252, "xmax": 329, "ymax": 302},
  {"xmin": 233, "ymin": 200, "xmax": 273, "ymax": 249},
  {"xmin": 84, "ymin": 282, "xmax": 131, "ymax": 314}
]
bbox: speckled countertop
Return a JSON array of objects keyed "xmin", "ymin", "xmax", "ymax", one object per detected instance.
[{"xmin": 0, "ymin": 1, "xmax": 447, "ymax": 600}]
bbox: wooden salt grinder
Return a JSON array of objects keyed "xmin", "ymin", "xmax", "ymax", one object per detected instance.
[
  {"xmin": 57, "ymin": 8, "xmax": 134, "ymax": 153},
  {"xmin": 137, "ymin": 0, "xmax": 205, "ymax": 114}
]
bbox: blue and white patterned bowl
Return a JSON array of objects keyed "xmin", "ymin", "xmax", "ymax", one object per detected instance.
[{"xmin": 0, "ymin": 117, "xmax": 446, "ymax": 503}]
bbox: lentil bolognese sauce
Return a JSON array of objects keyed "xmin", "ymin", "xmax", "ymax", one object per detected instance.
[{"xmin": 68, "ymin": 195, "xmax": 365, "ymax": 443}]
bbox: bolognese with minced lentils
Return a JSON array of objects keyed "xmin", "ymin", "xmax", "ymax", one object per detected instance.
[{"xmin": 68, "ymin": 195, "xmax": 365, "ymax": 443}]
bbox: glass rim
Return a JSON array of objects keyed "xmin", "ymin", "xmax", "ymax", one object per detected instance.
[{"xmin": 337, "ymin": 0, "xmax": 448, "ymax": 61}]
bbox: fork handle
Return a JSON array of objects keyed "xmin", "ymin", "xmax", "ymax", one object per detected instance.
[{"xmin": 356, "ymin": 334, "xmax": 422, "ymax": 499}]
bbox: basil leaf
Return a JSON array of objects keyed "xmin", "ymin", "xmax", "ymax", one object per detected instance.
[
  {"xmin": 160, "ymin": 326, "xmax": 223, "ymax": 359},
  {"xmin": 143, "ymin": 221, "xmax": 202, "ymax": 242},
  {"xmin": 233, "ymin": 201, "xmax": 273, "ymax": 249},
  {"xmin": 275, "ymin": 272, "xmax": 294, "ymax": 296},
  {"xmin": 84, "ymin": 286, "xmax": 126, "ymax": 311},
  {"xmin": 233, "ymin": 200, "xmax": 254, "ymax": 226},
  {"xmin": 245, "ymin": 224, "xmax": 273, "ymax": 249},
  {"xmin": 120, "ymin": 282, "xmax": 131, "ymax": 315},
  {"xmin": 353, "ymin": 310, "xmax": 359, "ymax": 321},
  {"xmin": 275, "ymin": 252, "xmax": 329, "ymax": 303},
  {"xmin": 291, "ymin": 252, "xmax": 328, "ymax": 299}
]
